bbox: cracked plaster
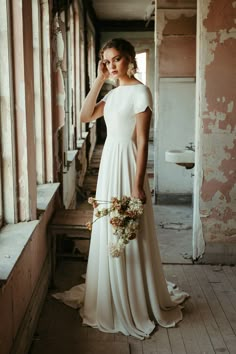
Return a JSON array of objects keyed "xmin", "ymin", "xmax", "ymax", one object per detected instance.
[{"xmin": 196, "ymin": 0, "xmax": 236, "ymax": 249}]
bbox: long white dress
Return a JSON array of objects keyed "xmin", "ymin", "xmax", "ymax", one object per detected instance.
[{"xmin": 53, "ymin": 84, "xmax": 189, "ymax": 340}]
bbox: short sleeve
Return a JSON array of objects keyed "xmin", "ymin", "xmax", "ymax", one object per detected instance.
[
  {"xmin": 133, "ymin": 86, "xmax": 153, "ymax": 114},
  {"xmin": 101, "ymin": 90, "xmax": 112, "ymax": 103}
]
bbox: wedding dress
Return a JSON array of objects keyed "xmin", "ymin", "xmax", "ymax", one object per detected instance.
[{"xmin": 53, "ymin": 84, "xmax": 189, "ymax": 340}]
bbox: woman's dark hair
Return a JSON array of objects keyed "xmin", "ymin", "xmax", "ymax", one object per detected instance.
[{"xmin": 100, "ymin": 38, "xmax": 137, "ymax": 72}]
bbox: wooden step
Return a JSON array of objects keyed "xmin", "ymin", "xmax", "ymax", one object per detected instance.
[
  {"xmin": 48, "ymin": 208, "xmax": 94, "ymax": 286},
  {"xmin": 49, "ymin": 209, "xmax": 93, "ymax": 231}
]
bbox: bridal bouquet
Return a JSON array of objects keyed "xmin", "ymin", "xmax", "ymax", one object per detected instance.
[{"xmin": 86, "ymin": 196, "xmax": 144, "ymax": 257}]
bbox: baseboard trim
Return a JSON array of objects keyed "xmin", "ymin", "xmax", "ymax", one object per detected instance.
[
  {"xmin": 155, "ymin": 193, "xmax": 192, "ymax": 205},
  {"xmin": 10, "ymin": 255, "xmax": 50, "ymax": 354}
]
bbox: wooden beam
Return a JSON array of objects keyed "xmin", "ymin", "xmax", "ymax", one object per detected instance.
[{"xmin": 98, "ymin": 20, "xmax": 154, "ymax": 32}]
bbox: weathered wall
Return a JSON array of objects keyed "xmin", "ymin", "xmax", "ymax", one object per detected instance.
[
  {"xmin": 155, "ymin": 10, "xmax": 196, "ymax": 201},
  {"xmin": 193, "ymin": 0, "xmax": 236, "ymax": 262},
  {"xmin": 158, "ymin": 11, "xmax": 196, "ymax": 77}
]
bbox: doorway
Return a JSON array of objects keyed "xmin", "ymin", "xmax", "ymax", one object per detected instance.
[{"xmin": 153, "ymin": 6, "xmax": 197, "ymax": 263}]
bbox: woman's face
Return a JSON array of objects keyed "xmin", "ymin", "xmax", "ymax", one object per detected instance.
[{"xmin": 102, "ymin": 47, "xmax": 129, "ymax": 79}]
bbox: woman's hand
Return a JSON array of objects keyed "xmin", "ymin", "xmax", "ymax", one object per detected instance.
[
  {"xmin": 97, "ymin": 60, "xmax": 109, "ymax": 81},
  {"xmin": 132, "ymin": 186, "xmax": 146, "ymax": 204}
]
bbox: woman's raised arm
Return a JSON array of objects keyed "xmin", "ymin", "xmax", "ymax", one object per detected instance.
[{"xmin": 80, "ymin": 61, "xmax": 109, "ymax": 123}]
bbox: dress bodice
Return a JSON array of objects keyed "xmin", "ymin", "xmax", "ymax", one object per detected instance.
[{"xmin": 102, "ymin": 84, "xmax": 153, "ymax": 141}]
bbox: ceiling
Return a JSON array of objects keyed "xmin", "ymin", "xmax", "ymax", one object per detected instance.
[{"xmin": 91, "ymin": 0, "xmax": 197, "ymax": 22}]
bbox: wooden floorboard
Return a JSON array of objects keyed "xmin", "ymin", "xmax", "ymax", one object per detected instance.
[
  {"xmin": 178, "ymin": 265, "xmax": 218, "ymax": 354},
  {"xmin": 202, "ymin": 265, "xmax": 236, "ymax": 353},
  {"xmin": 169, "ymin": 265, "xmax": 202, "ymax": 354},
  {"xmin": 155, "ymin": 327, "xmax": 172, "ymax": 354},
  {"xmin": 28, "ymin": 263, "xmax": 236, "ymax": 354}
]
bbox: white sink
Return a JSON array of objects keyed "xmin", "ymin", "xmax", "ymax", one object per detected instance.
[{"xmin": 165, "ymin": 149, "xmax": 195, "ymax": 163}]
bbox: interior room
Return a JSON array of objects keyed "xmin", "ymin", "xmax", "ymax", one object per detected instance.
[{"xmin": 0, "ymin": 0, "xmax": 235, "ymax": 353}]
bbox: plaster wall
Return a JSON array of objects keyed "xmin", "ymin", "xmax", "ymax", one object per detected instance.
[
  {"xmin": 155, "ymin": 12, "xmax": 196, "ymax": 198},
  {"xmin": 159, "ymin": 36, "xmax": 196, "ymax": 77},
  {"xmin": 193, "ymin": 0, "xmax": 236, "ymax": 261},
  {"xmin": 157, "ymin": 11, "xmax": 196, "ymax": 77}
]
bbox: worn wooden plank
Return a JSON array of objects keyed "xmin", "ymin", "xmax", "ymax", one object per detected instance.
[
  {"xmin": 203, "ymin": 265, "xmax": 236, "ymax": 350},
  {"xmin": 208, "ymin": 265, "xmax": 236, "ymax": 322},
  {"xmin": 167, "ymin": 265, "xmax": 201, "ymax": 354},
  {"xmin": 127, "ymin": 337, "xmax": 143, "ymax": 354},
  {"xmin": 27, "ymin": 227, "xmax": 236, "ymax": 354},
  {"xmin": 154, "ymin": 327, "xmax": 172, "ymax": 354},
  {"xmin": 168, "ymin": 327, "xmax": 186, "ymax": 354},
  {"xmin": 193, "ymin": 265, "xmax": 232, "ymax": 353},
  {"xmin": 223, "ymin": 266, "xmax": 236, "ymax": 292},
  {"xmin": 114, "ymin": 332, "xmax": 128, "ymax": 342},
  {"xmin": 87, "ymin": 326, "xmax": 115, "ymax": 341},
  {"xmin": 183, "ymin": 265, "xmax": 217, "ymax": 354},
  {"xmin": 31, "ymin": 339, "xmax": 130, "ymax": 354},
  {"xmin": 50, "ymin": 209, "xmax": 93, "ymax": 227},
  {"xmin": 79, "ymin": 341, "xmax": 130, "ymax": 354},
  {"xmin": 222, "ymin": 266, "xmax": 236, "ymax": 315},
  {"xmin": 142, "ymin": 335, "xmax": 158, "ymax": 354}
]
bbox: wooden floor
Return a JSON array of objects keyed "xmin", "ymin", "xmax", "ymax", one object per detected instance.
[
  {"xmin": 29, "ymin": 144, "xmax": 236, "ymax": 354},
  {"xmin": 29, "ymin": 262, "xmax": 236, "ymax": 354}
]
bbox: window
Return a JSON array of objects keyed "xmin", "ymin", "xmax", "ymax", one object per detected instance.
[
  {"xmin": 0, "ymin": 0, "xmax": 95, "ymax": 228},
  {"xmin": 135, "ymin": 51, "xmax": 147, "ymax": 85},
  {"xmin": 79, "ymin": 15, "xmax": 86, "ymax": 136},
  {"xmin": 87, "ymin": 17, "xmax": 96, "ymax": 88},
  {"xmin": 32, "ymin": 0, "xmax": 45, "ymax": 184},
  {"xmin": 0, "ymin": 0, "xmax": 16, "ymax": 225},
  {"xmin": 0, "ymin": 0, "xmax": 55, "ymax": 226}
]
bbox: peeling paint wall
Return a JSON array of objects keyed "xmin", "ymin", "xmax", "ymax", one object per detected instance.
[
  {"xmin": 158, "ymin": 10, "xmax": 196, "ymax": 77},
  {"xmin": 194, "ymin": 0, "xmax": 236, "ymax": 261}
]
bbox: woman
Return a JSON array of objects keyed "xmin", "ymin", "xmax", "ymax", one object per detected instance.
[{"xmin": 55, "ymin": 38, "xmax": 189, "ymax": 339}]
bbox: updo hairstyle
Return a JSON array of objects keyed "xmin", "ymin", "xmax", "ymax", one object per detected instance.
[{"xmin": 100, "ymin": 38, "xmax": 137, "ymax": 74}]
